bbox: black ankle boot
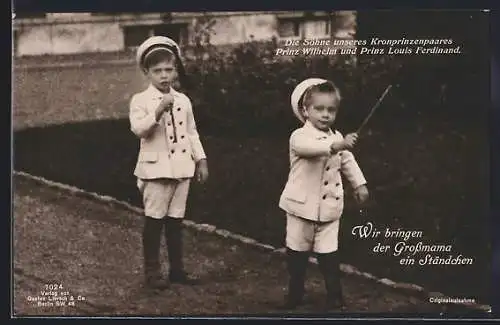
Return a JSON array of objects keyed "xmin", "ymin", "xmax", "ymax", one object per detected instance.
[
  {"xmin": 280, "ymin": 248, "xmax": 309, "ymax": 310},
  {"xmin": 164, "ymin": 217, "xmax": 201, "ymax": 285},
  {"xmin": 143, "ymin": 216, "xmax": 170, "ymax": 291},
  {"xmin": 144, "ymin": 265, "xmax": 170, "ymax": 291},
  {"xmin": 169, "ymin": 270, "xmax": 201, "ymax": 285},
  {"xmin": 317, "ymin": 251, "xmax": 346, "ymax": 311}
]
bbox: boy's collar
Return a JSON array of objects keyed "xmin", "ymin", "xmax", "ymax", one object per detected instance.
[
  {"xmin": 303, "ymin": 120, "xmax": 335, "ymax": 138},
  {"xmin": 145, "ymin": 84, "xmax": 179, "ymax": 99}
]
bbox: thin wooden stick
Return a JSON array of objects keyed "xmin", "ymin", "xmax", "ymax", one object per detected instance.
[{"xmin": 356, "ymin": 84, "xmax": 393, "ymax": 134}]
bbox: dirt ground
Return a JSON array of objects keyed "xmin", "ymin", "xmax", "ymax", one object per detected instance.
[{"xmin": 13, "ymin": 175, "xmax": 455, "ymax": 317}]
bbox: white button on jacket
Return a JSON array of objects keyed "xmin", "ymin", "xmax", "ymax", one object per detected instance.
[
  {"xmin": 279, "ymin": 121, "xmax": 367, "ymax": 222},
  {"xmin": 130, "ymin": 84, "xmax": 206, "ymax": 180}
]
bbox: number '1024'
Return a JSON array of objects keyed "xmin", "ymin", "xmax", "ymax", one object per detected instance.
[{"xmin": 44, "ymin": 284, "xmax": 63, "ymax": 290}]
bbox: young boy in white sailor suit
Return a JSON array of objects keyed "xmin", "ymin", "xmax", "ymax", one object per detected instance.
[
  {"xmin": 279, "ymin": 78, "xmax": 369, "ymax": 310},
  {"xmin": 129, "ymin": 36, "xmax": 209, "ymax": 291}
]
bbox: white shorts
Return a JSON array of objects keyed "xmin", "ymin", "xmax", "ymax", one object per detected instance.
[
  {"xmin": 286, "ymin": 213, "xmax": 340, "ymax": 253},
  {"xmin": 137, "ymin": 178, "xmax": 191, "ymax": 219}
]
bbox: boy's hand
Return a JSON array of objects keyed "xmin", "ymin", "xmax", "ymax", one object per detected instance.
[
  {"xmin": 354, "ymin": 184, "xmax": 369, "ymax": 204},
  {"xmin": 195, "ymin": 159, "xmax": 209, "ymax": 184},
  {"xmin": 330, "ymin": 133, "xmax": 358, "ymax": 154},
  {"xmin": 160, "ymin": 93, "xmax": 175, "ymax": 110},
  {"xmin": 155, "ymin": 94, "xmax": 175, "ymax": 121},
  {"xmin": 343, "ymin": 133, "xmax": 358, "ymax": 149}
]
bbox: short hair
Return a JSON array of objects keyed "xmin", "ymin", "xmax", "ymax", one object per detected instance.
[
  {"xmin": 299, "ymin": 81, "xmax": 342, "ymax": 109},
  {"xmin": 143, "ymin": 47, "xmax": 176, "ymax": 70}
]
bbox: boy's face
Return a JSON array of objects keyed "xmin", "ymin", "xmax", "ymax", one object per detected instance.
[
  {"xmin": 144, "ymin": 59, "xmax": 177, "ymax": 93},
  {"xmin": 303, "ymin": 92, "xmax": 339, "ymax": 131}
]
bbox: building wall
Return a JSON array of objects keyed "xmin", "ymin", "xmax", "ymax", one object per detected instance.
[
  {"xmin": 16, "ymin": 23, "xmax": 124, "ymax": 56},
  {"xmin": 203, "ymin": 13, "xmax": 278, "ymax": 44},
  {"xmin": 13, "ymin": 11, "xmax": 356, "ymax": 57}
]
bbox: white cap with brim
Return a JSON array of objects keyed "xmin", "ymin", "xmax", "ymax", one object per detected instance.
[
  {"xmin": 136, "ymin": 36, "xmax": 182, "ymax": 69},
  {"xmin": 290, "ymin": 78, "xmax": 328, "ymax": 123}
]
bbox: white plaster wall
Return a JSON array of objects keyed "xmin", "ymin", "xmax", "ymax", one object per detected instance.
[
  {"xmin": 14, "ymin": 11, "xmax": 357, "ymax": 56},
  {"xmin": 207, "ymin": 13, "xmax": 278, "ymax": 44},
  {"xmin": 16, "ymin": 22, "xmax": 124, "ymax": 56}
]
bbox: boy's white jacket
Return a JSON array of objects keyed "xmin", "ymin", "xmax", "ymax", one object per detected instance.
[
  {"xmin": 279, "ymin": 121, "xmax": 367, "ymax": 222},
  {"xmin": 129, "ymin": 84, "xmax": 206, "ymax": 179}
]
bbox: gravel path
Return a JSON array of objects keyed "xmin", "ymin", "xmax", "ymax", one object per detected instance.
[{"xmin": 13, "ymin": 175, "xmax": 448, "ymax": 317}]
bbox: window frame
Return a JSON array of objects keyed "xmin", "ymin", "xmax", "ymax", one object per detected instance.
[
  {"xmin": 277, "ymin": 16, "xmax": 331, "ymax": 41},
  {"xmin": 277, "ymin": 17, "xmax": 302, "ymax": 41},
  {"xmin": 122, "ymin": 23, "xmax": 189, "ymax": 49}
]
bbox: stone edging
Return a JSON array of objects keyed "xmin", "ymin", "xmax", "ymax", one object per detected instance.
[{"xmin": 13, "ymin": 170, "xmax": 492, "ymax": 314}]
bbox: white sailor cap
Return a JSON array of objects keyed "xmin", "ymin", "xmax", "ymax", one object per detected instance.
[
  {"xmin": 290, "ymin": 78, "xmax": 328, "ymax": 123},
  {"xmin": 136, "ymin": 36, "xmax": 182, "ymax": 69}
]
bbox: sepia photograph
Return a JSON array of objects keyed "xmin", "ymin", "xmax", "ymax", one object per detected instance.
[{"xmin": 12, "ymin": 9, "xmax": 493, "ymax": 318}]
